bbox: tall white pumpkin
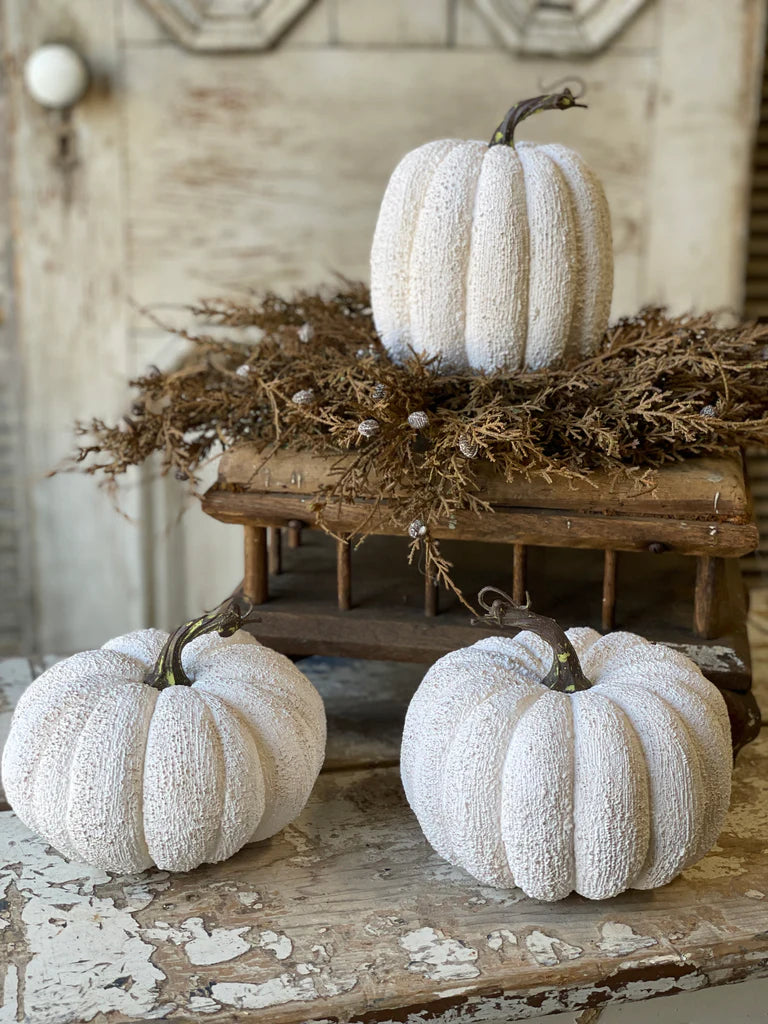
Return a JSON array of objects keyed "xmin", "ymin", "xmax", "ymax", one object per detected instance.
[
  {"xmin": 2, "ymin": 602, "xmax": 326, "ymax": 874},
  {"xmin": 401, "ymin": 590, "xmax": 732, "ymax": 901},
  {"xmin": 370, "ymin": 88, "xmax": 613, "ymax": 373}
]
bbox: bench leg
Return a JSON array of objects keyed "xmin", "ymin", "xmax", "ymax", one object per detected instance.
[
  {"xmin": 602, "ymin": 549, "xmax": 618, "ymax": 632},
  {"xmin": 337, "ymin": 537, "xmax": 351, "ymax": 611},
  {"xmin": 268, "ymin": 527, "xmax": 282, "ymax": 575},
  {"xmin": 694, "ymin": 555, "xmax": 720, "ymax": 639},
  {"xmin": 513, "ymin": 543, "xmax": 527, "ymax": 606},
  {"xmin": 287, "ymin": 519, "xmax": 303, "ymax": 548},
  {"xmin": 244, "ymin": 525, "xmax": 268, "ymax": 604}
]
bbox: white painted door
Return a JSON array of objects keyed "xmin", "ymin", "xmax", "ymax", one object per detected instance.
[{"xmin": 2, "ymin": 0, "xmax": 765, "ymax": 653}]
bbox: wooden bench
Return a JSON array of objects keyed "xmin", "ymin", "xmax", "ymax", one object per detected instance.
[
  {"xmin": 0, "ymin": 599, "xmax": 767, "ymax": 1024},
  {"xmin": 203, "ymin": 446, "xmax": 762, "ymax": 749}
]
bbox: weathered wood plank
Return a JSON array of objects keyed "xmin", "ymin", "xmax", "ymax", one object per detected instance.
[
  {"xmin": 0, "ymin": 61, "xmax": 30, "ymax": 656},
  {"xmin": 643, "ymin": 0, "xmax": 767, "ymax": 313},
  {"xmin": 334, "ymin": 0, "xmax": 450, "ymax": 46},
  {"xmin": 203, "ymin": 488, "xmax": 760, "ymax": 558},
  {"xmin": 123, "ymin": 47, "xmax": 653, "ymax": 319},
  {"xmin": 3, "ymin": 0, "xmax": 146, "ymax": 651},
  {"xmin": 1, "ymin": 726, "xmax": 767, "ymax": 1023},
  {"xmin": 218, "ymin": 446, "xmax": 752, "ymax": 522}
]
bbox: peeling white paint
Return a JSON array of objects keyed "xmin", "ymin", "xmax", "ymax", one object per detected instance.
[
  {"xmin": 598, "ymin": 922, "xmax": 658, "ymax": 956},
  {"xmin": 0, "ymin": 815, "xmax": 164, "ymax": 1024},
  {"xmin": 145, "ymin": 916, "xmax": 250, "ymax": 965},
  {"xmin": 259, "ymin": 928, "xmax": 293, "ymax": 960},
  {"xmin": 211, "ymin": 974, "xmax": 317, "ymax": 1011},
  {"xmin": 400, "ymin": 926, "xmax": 480, "ymax": 980},
  {"xmin": 296, "ymin": 962, "xmax": 320, "ymax": 975},
  {"xmin": 211, "ymin": 968, "xmax": 357, "ymax": 1011},
  {"xmin": 187, "ymin": 994, "xmax": 221, "ymax": 1013},
  {"xmin": 668, "ymin": 642, "xmax": 745, "ymax": 674},
  {"xmin": 122, "ymin": 872, "xmax": 171, "ymax": 911},
  {"xmin": 488, "ymin": 929, "xmax": 517, "ymax": 952},
  {"xmin": 182, "ymin": 917, "xmax": 251, "ymax": 966},
  {"xmin": 238, "ymin": 890, "xmax": 263, "ymax": 907},
  {"xmin": 526, "ymin": 930, "xmax": 583, "ymax": 966},
  {"xmin": 622, "ymin": 972, "xmax": 706, "ymax": 1000}
]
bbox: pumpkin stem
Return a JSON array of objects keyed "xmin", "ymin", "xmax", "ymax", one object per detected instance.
[
  {"xmin": 477, "ymin": 586, "xmax": 592, "ymax": 693},
  {"xmin": 488, "ymin": 87, "xmax": 587, "ymax": 148},
  {"xmin": 146, "ymin": 598, "xmax": 259, "ymax": 691}
]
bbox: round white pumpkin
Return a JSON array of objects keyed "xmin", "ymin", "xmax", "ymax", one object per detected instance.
[
  {"xmin": 2, "ymin": 602, "xmax": 326, "ymax": 874},
  {"xmin": 401, "ymin": 590, "xmax": 732, "ymax": 901},
  {"xmin": 370, "ymin": 88, "xmax": 613, "ymax": 373}
]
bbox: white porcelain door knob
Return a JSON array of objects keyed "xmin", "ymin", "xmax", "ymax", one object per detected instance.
[{"xmin": 24, "ymin": 44, "xmax": 90, "ymax": 109}]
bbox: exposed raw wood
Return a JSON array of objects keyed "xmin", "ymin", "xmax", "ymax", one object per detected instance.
[
  {"xmin": 602, "ymin": 549, "xmax": 618, "ymax": 632},
  {"xmin": 2, "ymin": 724, "xmax": 767, "ymax": 1023},
  {"xmin": 336, "ymin": 536, "xmax": 351, "ymax": 611},
  {"xmin": 243, "ymin": 525, "xmax": 268, "ymax": 604},
  {"xmin": 219, "ymin": 446, "xmax": 752, "ymax": 522},
  {"xmin": 203, "ymin": 488, "xmax": 759, "ymax": 558},
  {"xmin": 694, "ymin": 555, "xmax": 721, "ymax": 639},
  {"xmin": 268, "ymin": 526, "xmax": 283, "ymax": 576},
  {"xmin": 3, "ymin": 0, "xmax": 146, "ymax": 651},
  {"xmin": 513, "ymin": 543, "xmax": 527, "ymax": 606}
]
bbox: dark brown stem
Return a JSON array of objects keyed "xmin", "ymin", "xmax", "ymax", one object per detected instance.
[
  {"xmin": 477, "ymin": 586, "xmax": 591, "ymax": 693},
  {"xmin": 146, "ymin": 599, "xmax": 258, "ymax": 691},
  {"xmin": 489, "ymin": 87, "xmax": 587, "ymax": 148}
]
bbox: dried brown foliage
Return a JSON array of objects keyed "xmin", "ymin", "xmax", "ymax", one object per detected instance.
[{"xmin": 72, "ymin": 285, "xmax": 768, "ymax": 608}]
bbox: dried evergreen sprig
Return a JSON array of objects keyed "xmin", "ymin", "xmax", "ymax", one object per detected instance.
[{"xmin": 69, "ymin": 287, "xmax": 768, "ymax": 607}]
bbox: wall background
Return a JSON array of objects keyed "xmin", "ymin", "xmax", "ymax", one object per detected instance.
[{"xmin": 0, "ymin": 0, "xmax": 765, "ymax": 656}]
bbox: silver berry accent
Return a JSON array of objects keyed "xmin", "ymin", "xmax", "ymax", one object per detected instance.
[
  {"xmin": 372, "ymin": 383, "xmax": 388, "ymax": 401},
  {"xmin": 358, "ymin": 418, "xmax": 380, "ymax": 437},
  {"xmin": 291, "ymin": 388, "xmax": 315, "ymax": 406},
  {"xmin": 408, "ymin": 518, "xmax": 427, "ymax": 539},
  {"xmin": 458, "ymin": 435, "xmax": 480, "ymax": 458},
  {"xmin": 235, "ymin": 363, "xmax": 251, "ymax": 377},
  {"xmin": 408, "ymin": 411, "xmax": 429, "ymax": 430},
  {"xmin": 700, "ymin": 404, "xmax": 717, "ymax": 418},
  {"xmin": 298, "ymin": 322, "xmax": 314, "ymax": 343}
]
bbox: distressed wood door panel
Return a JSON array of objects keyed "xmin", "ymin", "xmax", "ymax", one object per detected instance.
[
  {"xmin": 3, "ymin": 0, "xmax": 766, "ymax": 647},
  {"xmin": 3, "ymin": 0, "xmax": 146, "ymax": 652},
  {"xmin": 124, "ymin": 47, "xmax": 655, "ymax": 316}
]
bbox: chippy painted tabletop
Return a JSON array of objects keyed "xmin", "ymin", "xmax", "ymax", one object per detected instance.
[{"xmin": 1, "ymin": 596, "xmax": 767, "ymax": 1024}]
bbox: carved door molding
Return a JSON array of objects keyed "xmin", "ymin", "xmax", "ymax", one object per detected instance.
[
  {"xmin": 473, "ymin": 0, "xmax": 650, "ymax": 55},
  {"xmin": 139, "ymin": 0, "xmax": 316, "ymax": 50}
]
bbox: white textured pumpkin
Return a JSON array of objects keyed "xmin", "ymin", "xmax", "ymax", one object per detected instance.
[
  {"xmin": 370, "ymin": 88, "xmax": 613, "ymax": 373},
  {"xmin": 2, "ymin": 602, "xmax": 326, "ymax": 874},
  {"xmin": 401, "ymin": 591, "xmax": 732, "ymax": 901}
]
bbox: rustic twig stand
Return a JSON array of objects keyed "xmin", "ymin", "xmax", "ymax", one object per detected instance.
[{"xmin": 204, "ymin": 444, "xmax": 762, "ymax": 749}]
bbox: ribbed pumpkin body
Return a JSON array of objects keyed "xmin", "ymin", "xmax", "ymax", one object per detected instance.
[
  {"xmin": 370, "ymin": 139, "xmax": 613, "ymax": 373},
  {"xmin": 401, "ymin": 628, "xmax": 732, "ymax": 901},
  {"xmin": 2, "ymin": 629, "xmax": 326, "ymax": 874}
]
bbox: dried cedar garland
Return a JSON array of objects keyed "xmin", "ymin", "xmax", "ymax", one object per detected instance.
[{"xmin": 72, "ymin": 284, "xmax": 768, "ymax": 608}]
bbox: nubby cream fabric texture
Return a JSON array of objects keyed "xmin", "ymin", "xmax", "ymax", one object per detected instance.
[
  {"xmin": 370, "ymin": 139, "xmax": 613, "ymax": 372},
  {"xmin": 2, "ymin": 630, "xmax": 326, "ymax": 873},
  {"xmin": 401, "ymin": 629, "xmax": 732, "ymax": 901}
]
